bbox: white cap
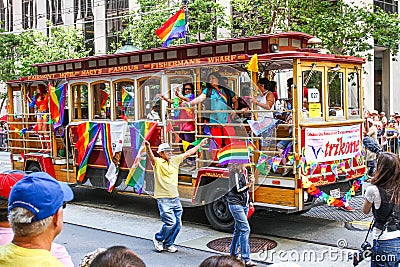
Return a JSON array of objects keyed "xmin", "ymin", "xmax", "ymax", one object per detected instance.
[{"xmin": 157, "ymin": 143, "xmax": 173, "ymax": 153}]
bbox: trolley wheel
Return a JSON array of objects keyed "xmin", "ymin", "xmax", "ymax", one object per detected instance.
[
  {"xmin": 204, "ymin": 187, "xmax": 234, "ymax": 232},
  {"xmin": 26, "ymin": 162, "xmax": 41, "ymax": 172}
]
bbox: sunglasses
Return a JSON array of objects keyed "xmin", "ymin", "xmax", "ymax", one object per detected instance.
[{"xmin": 184, "ymin": 87, "xmax": 192, "ymax": 90}]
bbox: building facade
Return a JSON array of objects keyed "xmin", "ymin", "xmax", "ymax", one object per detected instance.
[{"xmin": 1, "ymin": 0, "xmax": 399, "ymax": 115}]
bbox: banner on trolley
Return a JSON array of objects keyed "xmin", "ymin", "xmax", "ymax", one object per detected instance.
[{"xmin": 304, "ymin": 124, "xmax": 362, "ymax": 162}]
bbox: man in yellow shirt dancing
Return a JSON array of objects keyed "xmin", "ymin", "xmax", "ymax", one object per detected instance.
[{"xmin": 145, "ymin": 139, "xmax": 207, "ymax": 253}]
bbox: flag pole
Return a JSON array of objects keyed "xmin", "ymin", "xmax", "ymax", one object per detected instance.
[{"xmin": 182, "ymin": 0, "xmax": 189, "ymax": 44}]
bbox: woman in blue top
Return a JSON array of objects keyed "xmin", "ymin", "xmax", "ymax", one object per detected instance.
[{"xmin": 186, "ymin": 72, "xmax": 244, "ymax": 148}]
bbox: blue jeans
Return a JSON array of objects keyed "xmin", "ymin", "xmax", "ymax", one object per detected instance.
[
  {"xmin": 372, "ymin": 238, "xmax": 400, "ymax": 267},
  {"xmin": 228, "ymin": 204, "xmax": 251, "ymax": 262},
  {"xmin": 155, "ymin": 197, "xmax": 183, "ymax": 247}
]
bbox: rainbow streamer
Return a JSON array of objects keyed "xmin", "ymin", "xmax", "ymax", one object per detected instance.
[
  {"xmin": 287, "ymin": 155, "xmax": 295, "ymax": 165},
  {"xmin": 272, "ymin": 156, "xmax": 282, "ymax": 172},
  {"xmin": 320, "ymin": 164, "xmax": 327, "ymax": 179},
  {"xmin": 155, "ymin": 7, "xmax": 187, "ymax": 47},
  {"xmin": 76, "ymin": 122, "xmax": 100, "ymax": 182},
  {"xmin": 339, "ymin": 161, "xmax": 346, "ymax": 173},
  {"xmin": 301, "ymin": 157, "xmax": 308, "ymax": 174},
  {"xmin": 331, "ymin": 163, "xmax": 338, "ymax": 179},
  {"xmin": 355, "ymin": 151, "xmax": 362, "ymax": 165},
  {"xmin": 348, "ymin": 158, "xmax": 355, "ymax": 171},
  {"xmin": 310, "ymin": 162, "xmax": 318, "ymax": 176},
  {"xmin": 100, "ymin": 123, "xmax": 113, "ymax": 168},
  {"xmin": 217, "ymin": 142, "xmax": 251, "ymax": 165},
  {"xmin": 49, "ymin": 83, "xmax": 67, "ymax": 130}
]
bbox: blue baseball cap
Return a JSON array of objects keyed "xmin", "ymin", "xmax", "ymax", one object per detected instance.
[{"xmin": 8, "ymin": 172, "xmax": 74, "ymax": 222}]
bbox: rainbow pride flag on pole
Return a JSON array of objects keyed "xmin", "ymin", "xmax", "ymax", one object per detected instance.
[
  {"xmin": 76, "ymin": 122, "xmax": 100, "ymax": 182},
  {"xmin": 125, "ymin": 121, "xmax": 158, "ymax": 193},
  {"xmin": 155, "ymin": 7, "xmax": 187, "ymax": 47},
  {"xmin": 217, "ymin": 142, "xmax": 252, "ymax": 165},
  {"xmin": 49, "ymin": 83, "xmax": 67, "ymax": 130}
]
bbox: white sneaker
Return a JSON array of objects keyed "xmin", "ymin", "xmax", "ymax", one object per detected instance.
[
  {"xmin": 164, "ymin": 245, "xmax": 178, "ymax": 253},
  {"xmin": 153, "ymin": 236, "xmax": 163, "ymax": 252}
]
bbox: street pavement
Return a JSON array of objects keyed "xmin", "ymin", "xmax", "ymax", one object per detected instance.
[
  {"xmin": 0, "ymin": 152, "xmax": 372, "ymax": 266},
  {"xmin": 60, "ymin": 204, "xmax": 371, "ymax": 267}
]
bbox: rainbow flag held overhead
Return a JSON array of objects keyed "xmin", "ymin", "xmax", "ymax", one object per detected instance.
[
  {"xmin": 217, "ymin": 142, "xmax": 253, "ymax": 166},
  {"xmin": 76, "ymin": 122, "xmax": 100, "ymax": 182},
  {"xmin": 125, "ymin": 121, "xmax": 158, "ymax": 193},
  {"xmin": 49, "ymin": 83, "xmax": 67, "ymax": 130},
  {"xmin": 155, "ymin": 7, "xmax": 187, "ymax": 47},
  {"xmin": 121, "ymin": 87, "xmax": 134, "ymax": 109}
]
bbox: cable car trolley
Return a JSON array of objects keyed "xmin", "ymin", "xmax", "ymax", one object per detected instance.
[{"xmin": 7, "ymin": 32, "xmax": 366, "ymax": 231}]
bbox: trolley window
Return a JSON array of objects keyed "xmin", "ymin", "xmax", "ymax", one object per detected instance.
[
  {"xmin": 328, "ymin": 68, "xmax": 344, "ymax": 118},
  {"xmin": 72, "ymin": 84, "xmax": 88, "ymax": 120},
  {"xmin": 115, "ymin": 81, "xmax": 135, "ymax": 120},
  {"xmin": 348, "ymin": 72, "xmax": 360, "ymax": 117},
  {"xmin": 92, "ymin": 82, "xmax": 110, "ymax": 119},
  {"xmin": 302, "ymin": 69, "xmax": 323, "ymax": 119},
  {"xmin": 138, "ymin": 77, "xmax": 161, "ymax": 120}
]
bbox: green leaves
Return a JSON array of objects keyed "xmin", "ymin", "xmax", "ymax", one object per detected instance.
[
  {"xmin": 230, "ymin": 0, "xmax": 400, "ymax": 59},
  {"xmin": 0, "ymin": 26, "xmax": 89, "ymax": 82}
]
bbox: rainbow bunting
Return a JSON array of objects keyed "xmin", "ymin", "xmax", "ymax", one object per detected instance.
[
  {"xmin": 49, "ymin": 83, "xmax": 67, "ymax": 130},
  {"xmin": 125, "ymin": 121, "xmax": 158, "ymax": 193},
  {"xmin": 121, "ymin": 88, "xmax": 134, "ymax": 109},
  {"xmin": 320, "ymin": 164, "xmax": 327, "ymax": 179},
  {"xmin": 272, "ymin": 156, "xmax": 282, "ymax": 172},
  {"xmin": 76, "ymin": 122, "xmax": 100, "ymax": 182},
  {"xmin": 331, "ymin": 163, "xmax": 338, "ymax": 179},
  {"xmin": 155, "ymin": 7, "xmax": 187, "ymax": 47},
  {"xmin": 217, "ymin": 142, "xmax": 251, "ymax": 165}
]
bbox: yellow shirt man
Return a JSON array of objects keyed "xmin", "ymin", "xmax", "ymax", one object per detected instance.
[{"xmin": 153, "ymin": 154, "xmax": 184, "ymax": 199}]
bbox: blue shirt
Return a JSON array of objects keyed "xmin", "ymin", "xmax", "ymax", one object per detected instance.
[{"xmin": 202, "ymin": 87, "xmax": 234, "ymax": 123}]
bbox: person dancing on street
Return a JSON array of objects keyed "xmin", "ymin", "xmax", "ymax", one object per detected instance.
[
  {"xmin": 227, "ymin": 163, "xmax": 257, "ymax": 267},
  {"xmin": 145, "ymin": 138, "xmax": 208, "ymax": 253},
  {"xmin": 362, "ymin": 152, "xmax": 400, "ymax": 266}
]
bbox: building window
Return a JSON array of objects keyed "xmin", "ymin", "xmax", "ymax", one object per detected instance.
[
  {"xmin": 47, "ymin": 0, "xmax": 63, "ymax": 25},
  {"xmin": 374, "ymin": 0, "xmax": 398, "ymax": 13},
  {"xmin": 106, "ymin": 0, "xmax": 129, "ymax": 53},
  {"xmin": 22, "ymin": 0, "xmax": 36, "ymax": 29},
  {"xmin": 74, "ymin": 0, "xmax": 93, "ymax": 20}
]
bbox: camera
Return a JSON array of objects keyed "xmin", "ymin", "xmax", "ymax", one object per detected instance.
[{"xmin": 350, "ymin": 241, "xmax": 373, "ymax": 266}]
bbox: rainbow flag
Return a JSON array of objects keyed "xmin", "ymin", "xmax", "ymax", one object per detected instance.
[
  {"xmin": 217, "ymin": 142, "xmax": 252, "ymax": 165},
  {"xmin": 121, "ymin": 88, "xmax": 134, "ymax": 109},
  {"xmin": 76, "ymin": 122, "xmax": 100, "ymax": 182},
  {"xmin": 155, "ymin": 7, "xmax": 187, "ymax": 47},
  {"xmin": 125, "ymin": 121, "xmax": 158, "ymax": 193},
  {"xmin": 100, "ymin": 123, "xmax": 113, "ymax": 168},
  {"xmin": 49, "ymin": 83, "xmax": 67, "ymax": 130},
  {"xmin": 102, "ymin": 122, "xmax": 127, "ymax": 192}
]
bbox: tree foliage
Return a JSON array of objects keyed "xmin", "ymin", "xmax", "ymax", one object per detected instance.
[
  {"xmin": 0, "ymin": 25, "xmax": 89, "ymax": 82},
  {"xmin": 120, "ymin": 0, "xmax": 228, "ymax": 50},
  {"xmin": 231, "ymin": 0, "xmax": 400, "ymax": 58}
]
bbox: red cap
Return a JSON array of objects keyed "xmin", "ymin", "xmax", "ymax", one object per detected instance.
[{"xmin": 0, "ymin": 171, "xmax": 25, "ymax": 199}]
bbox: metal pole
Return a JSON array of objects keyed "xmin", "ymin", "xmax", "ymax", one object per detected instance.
[{"xmin": 182, "ymin": 0, "xmax": 189, "ymax": 44}]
